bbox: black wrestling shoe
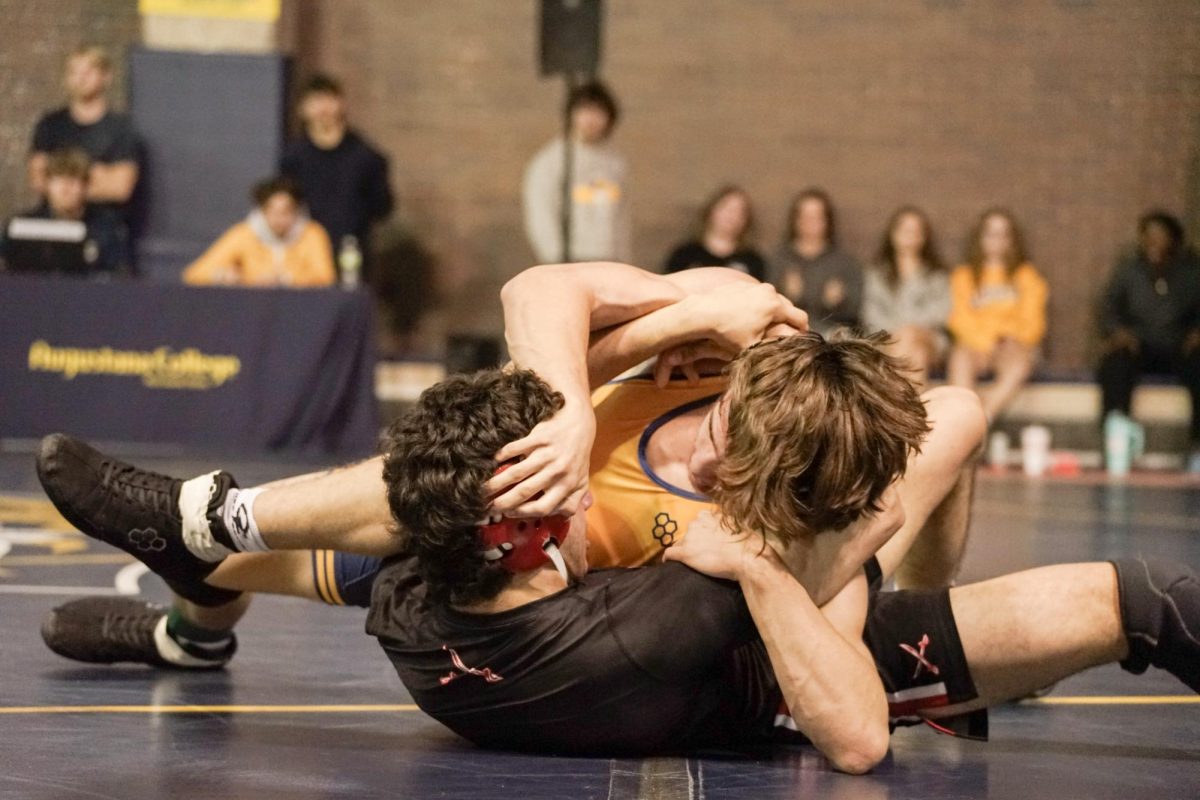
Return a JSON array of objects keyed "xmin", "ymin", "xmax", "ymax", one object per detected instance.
[
  {"xmin": 41, "ymin": 597, "xmax": 234, "ymax": 669},
  {"xmin": 36, "ymin": 434, "xmax": 242, "ymax": 607}
]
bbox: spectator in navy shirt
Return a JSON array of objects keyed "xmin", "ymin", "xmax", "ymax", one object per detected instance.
[
  {"xmin": 28, "ymin": 46, "xmax": 139, "ymax": 239},
  {"xmin": 281, "ymin": 74, "xmax": 394, "ymax": 282}
]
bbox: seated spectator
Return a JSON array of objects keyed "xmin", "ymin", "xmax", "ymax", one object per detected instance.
[
  {"xmin": 182, "ymin": 177, "xmax": 335, "ymax": 288},
  {"xmin": 1097, "ymin": 211, "xmax": 1200, "ymax": 468},
  {"xmin": 280, "ymin": 74, "xmax": 394, "ymax": 282},
  {"xmin": 1, "ymin": 148, "xmax": 127, "ymax": 276},
  {"xmin": 862, "ymin": 206, "xmax": 950, "ymax": 389},
  {"xmin": 769, "ymin": 187, "xmax": 861, "ymax": 335},
  {"xmin": 27, "ymin": 46, "xmax": 138, "ymax": 241},
  {"xmin": 663, "ymin": 185, "xmax": 765, "ymax": 279},
  {"xmin": 947, "ymin": 208, "xmax": 1048, "ymax": 420}
]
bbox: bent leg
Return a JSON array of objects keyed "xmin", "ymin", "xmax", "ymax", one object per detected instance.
[
  {"xmin": 935, "ymin": 563, "xmax": 1125, "ymax": 711},
  {"xmin": 875, "ymin": 386, "xmax": 986, "ymax": 589},
  {"xmin": 887, "ymin": 325, "xmax": 937, "ymax": 390},
  {"xmin": 1098, "ymin": 346, "xmax": 1139, "ymax": 421},
  {"xmin": 946, "ymin": 344, "xmax": 984, "ymax": 391},
  {"xmin": 979, "ymin": 338, "xmax": 1036, "ymax": 421}
]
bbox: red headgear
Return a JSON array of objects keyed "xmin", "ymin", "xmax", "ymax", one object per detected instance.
[
  {"xmin": 479, "ymin": 515, "xmax": 572, "ymax": 573},
  {"xmin": 478, "ymin": 463, "xmax": 572, "ymax": 577}
]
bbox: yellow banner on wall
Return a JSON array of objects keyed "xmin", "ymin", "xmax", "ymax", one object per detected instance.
[{"xmin": 138, "ymin": 0, "xmax": 281, "ymax": 22}]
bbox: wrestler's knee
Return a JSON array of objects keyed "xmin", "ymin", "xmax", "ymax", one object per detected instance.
[{"xmin": 921, "ymin": 386, "xmax": 987, "ymax": 460}]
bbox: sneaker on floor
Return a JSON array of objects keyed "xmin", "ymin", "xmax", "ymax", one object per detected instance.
[
  {"xmin": 41, "ymin": 597, "xmax": 234, "ymax": 669},
  {"xmin": 36, "ymin": 433, "xmax": 242, "ymax": 607}
]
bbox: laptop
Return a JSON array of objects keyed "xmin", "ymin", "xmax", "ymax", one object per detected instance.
[{"xmin": 3, "ymin": 217, "xmax": 96, "ymax": 275}]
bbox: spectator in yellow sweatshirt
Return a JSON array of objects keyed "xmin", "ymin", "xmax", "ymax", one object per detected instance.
[
  {"xmin": 947, "ymin": 208, "xmax": 1048, "ymax": 420},
  {"xmin": 183, "ymin": 176, "xmax": 335, "ymax": 288}
]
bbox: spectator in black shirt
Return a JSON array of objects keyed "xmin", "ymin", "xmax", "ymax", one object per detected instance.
[
  {"xmin": 664, "ymin": 185, "xmax": 766, "ymax": 280},
  {"xmin": 2, "ymin": 148, "xmax": 127, "ymax": 275},
  {"xmin": 1098, "ymin": 211, "xmax": 1200, "ymax": 466},
  {"xmin": 28, "ymin": 46, "xmax": 139, "ymax": 230},
  {"xmin": 280, "ymin": 74, "xmax": 394, "ymax": 282}
]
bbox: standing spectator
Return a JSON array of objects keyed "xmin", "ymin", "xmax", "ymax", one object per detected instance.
[
  {"xmin": 523, "ymin": 81, "xmax": 631, "ymax": 264},
  {"xmin": 182, "ymin": 177, "xmax": 335, "ymax": 288},
  {"xmin": 663, "ymin": 185, "xmax": 765, "ymax": 280},
  {"xmin": 27, "ymin": 46, "xmax": 139, "ymax": 253},
  {"xmin": 862, "ymin": 206, "xmax": 951, "ymax": 389},
  {"xmin": 280, "ymin": 74, "xmax": 394, "ymax": 282},
  {"xmin": 947, "ymin": 208, "xmax": 1048, "ymax": 421},
  {"xmin": 2, "ymin": 149, "xmax": 127, "ymax": 275},
  {"xmin": 770, "ymin": 188, "xmax": 862, "ymax": 335},
  {"xmin": 1097, "ymin": 211, "xmax": 1200, "ymax": 468}
]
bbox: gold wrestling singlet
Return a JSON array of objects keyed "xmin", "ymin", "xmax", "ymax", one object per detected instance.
[{"xmin": 584, "ymin": 375, "xmax": 725, "ymax": 568}]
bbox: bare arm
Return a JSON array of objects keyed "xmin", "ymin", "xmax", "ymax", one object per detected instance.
[
  {"xmin": 87, "ymin": 161, "xmax": 138, "ymax": 203},
  {"xmin": 492, "ymin": 264, "xmax": 804, "ymax": 516},
  {"xmin": 664, "ymin": 516, "xmax": 890, "ymax": 774},
  {"xmin": 502, "ymin": 261, "xmax": 687, "ymax": 404},
  {"xmin": 27, "ymin": 152, "xmax": 48, "ymax": 194},
  {"xmin": 586, "ymin": 280, "xmax": 808, "ymax": 387},
  {"xmin": 491, "ymin": 262, "xmax": 685, "ymax": 516}
]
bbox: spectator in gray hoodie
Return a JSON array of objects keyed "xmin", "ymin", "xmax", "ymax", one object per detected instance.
[
  {"xmin": 522, "ymin": 82, "xmax": 631, "ymax": 264},
  {"xmin": 862, "ymin": 206, "xmax": 951, "ymax": 389}
]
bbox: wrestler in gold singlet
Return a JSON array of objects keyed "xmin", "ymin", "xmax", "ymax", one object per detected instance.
[{"xmin": 584, "ymin": 375, "xmax": 726, "ymax": 568}]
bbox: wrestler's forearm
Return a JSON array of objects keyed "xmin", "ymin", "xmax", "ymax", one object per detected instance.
[
  {"xmin": 585, "ymin": 296, "xmax": 722, "ymax": 386},
  {"xmin": 501, "ymin": 262, "xmax": 685, "ymax": 399},
  {"xmin": 738, "ymin": 551, "xmax": 889, "ymax": 774}
]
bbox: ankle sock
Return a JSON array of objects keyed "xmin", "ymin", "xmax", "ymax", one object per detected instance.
[
  {"xmin": 179, "ymin": 472, "xmax": 266, "ymax": 561},
  {"xmin": 154, "ymin": 607, "xmax": 236, "ymax": 668},
  {"xmin": 221, "ymin": 487, "xmax": 269, "ymax": 554}
]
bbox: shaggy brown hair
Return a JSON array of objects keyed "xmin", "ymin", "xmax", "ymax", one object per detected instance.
[
  {"xmin": 382, "ymin": 368, "xmax": 564, "ymax": 605},
  {"xmin": 712, "ymin": 332, "xmax": 929, "ymax": 545},
  {"xmin": 45, "ymin": 148, "xmax": 91, "ymax": 182},
  {"xmin": 874, "ymin": 205, "xmax": 945, "ymax": 289}
]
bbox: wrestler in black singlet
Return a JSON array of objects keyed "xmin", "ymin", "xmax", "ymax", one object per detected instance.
[{"xmin": 366, "ymin": 555, "xmax": 984, "ymax": 756}]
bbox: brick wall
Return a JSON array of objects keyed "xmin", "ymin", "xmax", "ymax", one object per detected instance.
[
  {"xmin": 5, "ymin": 1, "xmax": 1200, "ymax": 369},
  {"xmin": 0, "ymin": 0, "xmax": 139, "ymax": 219}
]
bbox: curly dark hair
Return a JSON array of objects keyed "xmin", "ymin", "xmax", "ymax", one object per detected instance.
[{"xmin": 381, "ymin": 368, "xmax": 564, "ymax": 606}]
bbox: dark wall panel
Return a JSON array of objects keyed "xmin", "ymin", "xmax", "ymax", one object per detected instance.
[{"xmin": 129, "ymin": 48, "xmax": 288, "ymax": 280}]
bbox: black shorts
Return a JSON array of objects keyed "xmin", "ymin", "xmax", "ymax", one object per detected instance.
[
  {"xmin": 863, "ymin": 557, "xmax": 987, "ymax": 740},
  {"xmin": 770, "ymin": 559, "xmax": 986, "ymax": 743}
]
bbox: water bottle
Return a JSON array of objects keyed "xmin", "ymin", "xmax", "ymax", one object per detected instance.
[
  {"xmin": 338, "ymin": 235, "xmax": 362, "ymax": 290},
  {"xmin": 1104, "ymin": 411, "xmax": 1144, "ymax": 477}
]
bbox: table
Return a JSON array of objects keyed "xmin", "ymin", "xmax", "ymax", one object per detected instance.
[{"xmin": 1, "ymin": 275, "xmax": 379, "ymax": 456}]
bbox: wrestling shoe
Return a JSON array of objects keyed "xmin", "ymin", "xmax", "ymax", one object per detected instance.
[
  {"xmin": 36, "ymin": 434, "xmax": 242, "ymax": 607},
  {"xmin": 41, "ymin": 597, "xmax": 235, "ymax": 669}
]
